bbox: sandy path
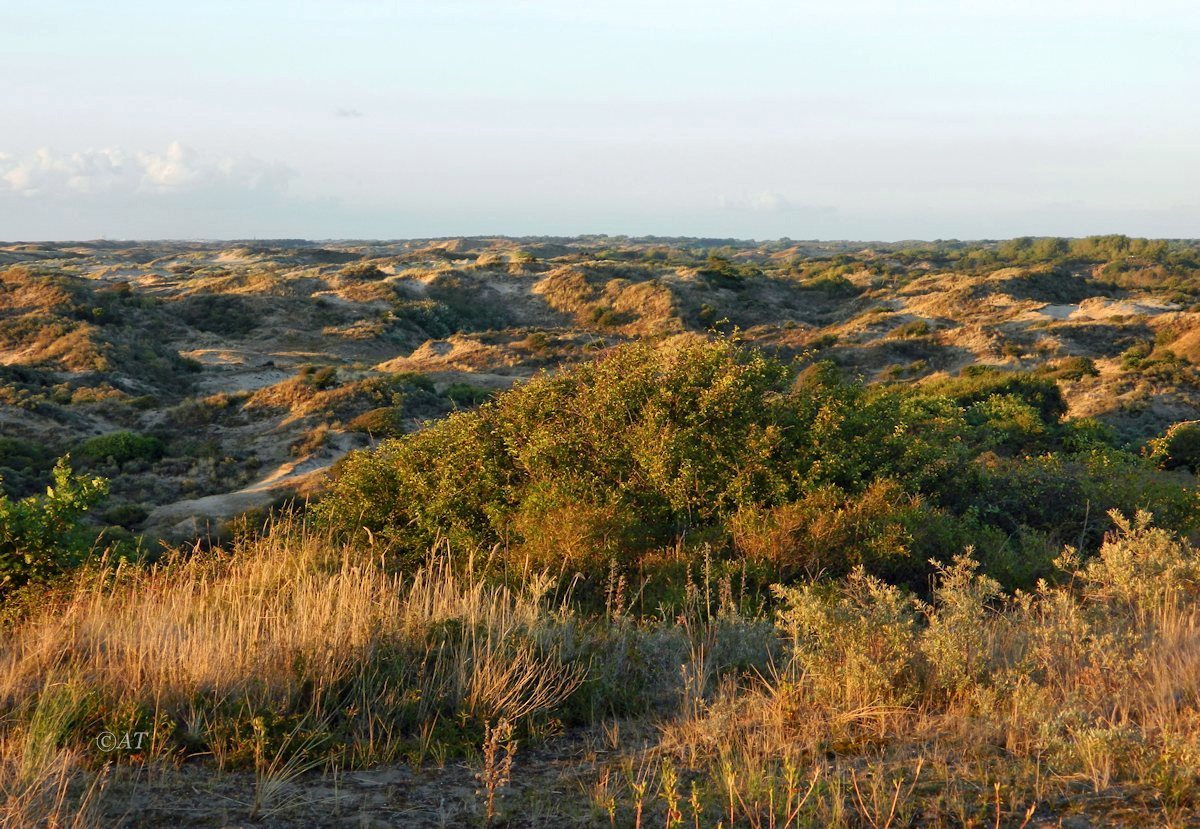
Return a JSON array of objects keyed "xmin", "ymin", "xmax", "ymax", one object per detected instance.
[{"xmin": 144, "ymin": 434, "xmax": 355, "ymax": 537}]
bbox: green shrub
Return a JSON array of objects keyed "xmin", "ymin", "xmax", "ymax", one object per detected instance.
[
  {"xmin": 807, "ymin": 333, "xmax": 838, "ymax": 350},
  {"xmin": 924, "ymin": 367, "xmax": 1068, "ymax": 425},
  {"xmin": 317, "ymin": 339, "xmax": 797, "ymax": 557},
  {"xmin": 423, "ymin": 272, "xmax": 509, "ymax": 331},
  {"xmin": 1062, "ymin": 417, "xmax": 1119, "ymax": 452},
  {"xmin": 444, "ymin": 383, "xmax": 492, "ymax": 407},
  {"xmin": 165, "ymin": 394, "xmax": 237, "ymax": 429},
  {"xmin": 968, "ymin": 447, "xmax": 1196, "ymax": 567},
  {"xmin": 730, "ymin": 480, "xmax": 926, "ymax": 581},
  {"xmin": 521, "ymin": 331, "xmax": 551, "ymax": 351},
  {"xmin": 1079, "ymin": 446, "xmax": 1198, "ymax": 535},
  {"xmin": 297, "ymin": 365, "xmax": 338, "ymax": 390},
  {"xmin": 0, "ymin": 437, "xmax": 55, "ymax": 498},
  {"xmin": 0, "ymin": 458, "xmax": 108, "ymax": 594},
  {"xmin": 76, "ymin": 431, "xmax": 164, "ymax": 465},
  {"xmin": 964, "ymin": 394, "xmax": 1050, "ymax": 453},
  {"xmin": 348, "ymin": 406, "xmax": 406, "ymax": 438},
  {"xmin": 510, "ymin": 481, "xmax": 642, "ymax": 569},
  {"xmin": 175, "ymin": 294, "xmax": 259, "ymax": 337},
  {"xmin": 803, "ymin": 272, "xmax": 860, "ymax": 297},
  {"xmin": 588, "ymin": 306, "xmax": 622, "ymax": 327},
  {"xmin": 1043, "ymin": 355, "xmax": 1099, "ymax": 380},
  {"xmin": 315, "ymin": 340, "xmax": 1196, "ymax": 589},
  {"xmin": 1120, "ymin": 341, "xmax": 1153, "ymax": 370},
  {"xmin": 340, "ymin": 261, "xmax": 386, "ymax": 280},
  {"xmin": 699, "ymin": 254, "xmax": 760, "ymax": 286},
  {"xmin": 391, "ymin": 299, "xmax": 459, "ymax": 340},
  {"xmin": 101, "ymin": 502, "xmax": 149, "ymax": 528}
]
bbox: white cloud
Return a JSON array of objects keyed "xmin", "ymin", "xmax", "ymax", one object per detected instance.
[{"xmin": 0, "ymin": 142, "xmax": 293, "ymax": 199}]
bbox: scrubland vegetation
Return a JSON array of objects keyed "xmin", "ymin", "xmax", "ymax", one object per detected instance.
[{"xmin": 5, "ymin": 236, "xmax": 1200, "ymax": 825}]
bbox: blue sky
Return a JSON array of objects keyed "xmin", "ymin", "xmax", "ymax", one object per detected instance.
[{"xmin": 2, "ymin": 1, "xmax": 1198, "ymax": 240}]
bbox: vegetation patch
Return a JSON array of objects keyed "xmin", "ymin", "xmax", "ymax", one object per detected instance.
[
  {"xmin": 75, "ymin": 432, "xmax": 165, "ymax": 466},
  {"xmin": 319, "ymin": 339, "xmax": 1195, "ymax": 591}
]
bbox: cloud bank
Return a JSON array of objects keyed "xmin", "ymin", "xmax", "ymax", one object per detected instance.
[{"xmin": 0, "ymin": 142, "xmax": 293, "ymax": 199}]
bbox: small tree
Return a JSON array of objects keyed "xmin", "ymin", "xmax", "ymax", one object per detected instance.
[{"xmin": 0, "ymin": 458, "xmax": 107, "ymax": 596}]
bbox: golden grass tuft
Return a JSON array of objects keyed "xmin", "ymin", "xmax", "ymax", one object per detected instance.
[{"xmin": 0, "ymin": 519, "xmax": 583, "ymax": 786}]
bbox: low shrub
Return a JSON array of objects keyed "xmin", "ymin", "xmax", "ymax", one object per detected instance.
[
  {"xmin": 339, "ymin": 261, "xmax": 386, "ymax": 280},
  {"xmin": 0, "ymin": 438, "xmax": 55, "ymax": 498},
  {"xmin": 444, "ymin": 383, "xmax": 493, "ymax": 407},
  {"xmin": 1044, "ymin": 355, "xmax": 1100, "ymax": 380},
  {"xmin": 0, "ymin": 459, "xmax": 107, "ymax": 595},
  {"xmin": 892, "ymin": 319, "xmax": 931, "ymax": 338},
  {"xmin": 347, "ymin": 406, "xmax": 406, "ymax": 438},
  {"xmin": 773, "ymin": 568, "xmax": 918, "ymax": 708},
  {"xmin": 75, "ymin": 431, "xmax": 164, "ymax": 466},
  {"xmin": 101, "ymin": 502, "xmax": 148, "ymax": 529},
  {"xmin": 175, "ymin": 294, "xmax": 259, "ymax": 337}
]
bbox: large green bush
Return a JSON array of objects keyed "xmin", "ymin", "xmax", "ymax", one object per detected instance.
[
  {"xmin": 318, "ymin": 338, "xmax": 797, "ymax": 557},
  {"xmin": 316, "ymin": 339, "xmax": 1197, "ymax": 589}
]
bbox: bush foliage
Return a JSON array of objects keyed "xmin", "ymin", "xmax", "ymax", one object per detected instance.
[
  {"xmin": 75, "ymin": 431, "xmax": 164, "ymax": 466},
  {"xmin": 0, "ymin": 459, "xmax": 107, "ymax": 595},
  {"xmin": 318, "ymin": 338, "xmax": 1197, "ymax": 589}
]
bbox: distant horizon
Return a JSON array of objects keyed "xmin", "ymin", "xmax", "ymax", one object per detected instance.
[{"xmin": 4, "ymin": 233, "xmax": 1199, "ymax": 247}]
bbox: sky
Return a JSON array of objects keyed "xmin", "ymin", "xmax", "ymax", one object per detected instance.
[{"xmin": 1, "ymin": 0, "xmax": 1198, "ymax": 241}]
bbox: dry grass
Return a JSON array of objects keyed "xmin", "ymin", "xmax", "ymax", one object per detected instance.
[
  {"xmin": 5, "ymin": 513, "xmax": 1200, "ymax": 825},
  {"xmin": 532, "ymin": 265, "xmax": 681, "ymax": 335},
  {"xmin": 0, "ymin": 690, "xmax": 109, "ymax": 828},
  {"xmin": 0, "ymin": 520, "xmax": 583, "ymax": 824}
]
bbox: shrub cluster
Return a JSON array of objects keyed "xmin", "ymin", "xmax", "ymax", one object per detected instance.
[
  {"xmin": 75, "ymin": 431, "xmax": 164, "ymax": 466},
  {"xmin": 317, "ymin": 339, "xmax": 1197, "ymax": 590}
]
